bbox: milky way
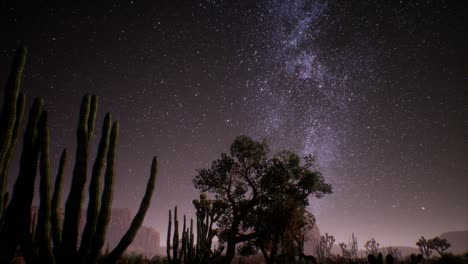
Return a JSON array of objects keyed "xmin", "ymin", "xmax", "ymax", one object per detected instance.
[{"xmin": 1, "ymin": 0, "xmax": 466, "ymax": 247}]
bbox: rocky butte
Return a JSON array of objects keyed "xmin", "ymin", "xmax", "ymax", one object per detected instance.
[{"xmin": 31, "ymin": 207, "xmax": 161, "ymax": 257}]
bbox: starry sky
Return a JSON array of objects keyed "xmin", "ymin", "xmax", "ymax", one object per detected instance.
[{"xmin": 1, "ymin": 1, "xmax": 467, "ymax": 247}]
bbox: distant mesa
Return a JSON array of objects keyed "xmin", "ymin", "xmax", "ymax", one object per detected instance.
[
  {"xmin": 106, "ymin": 208, "xmax": 160, "ymax": 256},
  {"xmin": 31, "ymin": 207, "xmax": 160, "ymax": 257},
  {"xmin": 302, "ymin": 223, "xmax": 322, "ymax": 255},
  {"xmin": 440, "ymin": 230, "xmax": 468, "ymax": 254}
]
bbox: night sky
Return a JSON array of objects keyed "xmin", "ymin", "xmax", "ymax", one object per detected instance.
[{"xmin": 1, "ymin": 1, "xmax": 467, "ymax": 247}]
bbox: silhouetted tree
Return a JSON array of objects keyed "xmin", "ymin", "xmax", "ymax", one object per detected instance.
[
  {"xmin": 255, "ymin": 151, "xmax": 331, "ymax": 264},
  {"xmin": 427, "ymin": 237, "xmax": 450, "ymax": 257},
  {"xmin": 416, "ymin": 236, "xmax": 432, "ymax": 259},
  {"xmin": 339, "ymin": 242, "xmax": 351, "ymax": 258},
  {"xmin": 193, "ymin": 136, "xmax": 332, "ymax": 264}
]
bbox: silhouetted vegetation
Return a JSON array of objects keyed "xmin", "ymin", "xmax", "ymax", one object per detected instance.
[
  {"xmin": 166, "ymin": 198, "xmax": 224, "ymax": 264},
  {"xmin": 1, "ymin": 48, "xmax": 465, "ymax": 264},
  {"xmin": 426, "ymin": 237, "xmax": 451, "ymax": 257},
  {"xmin": 190, "ymin": 135, "xmax": 333, "ymax": 263},
  {"xmin": 0, "ymin": 47, "xmax": 158, "ymax": 263},
  {"xmin": 416, "ymin": 237, "xmax": 432, "ymax": 259},
  {"xmin": 364, "ymin": 238, "xmax": 380, "ymax": 256}
]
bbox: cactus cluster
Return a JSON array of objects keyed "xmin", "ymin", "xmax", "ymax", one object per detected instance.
[
  {"xmin": 315, "ymin": 233, "xmax": 335, "ymax": 263},
  {"xmin": 409, "ymin": 253, "xmax": 423, "ymax": 264},
  {"xmin": 167, "ymin": 207, "xmax": 186, "ymax": 264},
  {"xmin": 0, "ymin": 47, "xmax": 158, "ymax": 264},
  {"xmin": 364, "ymin": 238, "xmax": 380, "ymax": 256},
  {"xmin": 167, "ymin": 194, "xmax": 223, "ymax": 264}
]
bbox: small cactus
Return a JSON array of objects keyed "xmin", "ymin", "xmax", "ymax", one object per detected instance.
[
  {"xmin": 385, "ymin": 254, "xmax": 394, "ymax": 264},
  {"xmin": 367, "ymin": 253, "xmax": 383, "ymax": 264},
  {"xmin": 410, "ymin": 253, "xmax": 423, "ymax": 264}
]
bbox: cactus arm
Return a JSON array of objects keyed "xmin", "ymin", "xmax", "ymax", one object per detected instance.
[
  {"xmin": 0, "ymin": 98, "xmax": 43, "ymax": 262},
  {"xmin": 105, "ymin": 156, "xmax": 158, "ymax": 263},
  {"xmin": 61, "ymin": 95, "xmax": 94, "ymax": 257},
  {"xmin": 0, "ymin": 47, "xmax": 27, "ymax": 220},
  {"xmin": 87, "ymin": 122, "xmax": 118, "ymax": 263},
  {"xmin": 79, "ymin": 112, "xmax": 111, "ymax": 258},
  {"xmin": 0, "ymin": 92, "xmax": 25, "ymax": 206},
  {"xmin": 167, "ymin": 209, "xmax": 172, "ymax": 262},
  {"xmin": 51, "ymin": 149, "xmax": 67, "ymax": 255},
  {"xmin": 36, "ymin": 112, "xmax": 55, "ymax": 263}
]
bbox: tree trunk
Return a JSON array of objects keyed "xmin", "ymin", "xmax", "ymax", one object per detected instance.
[{"xmin": 223, "ymin": 239, "xmax": 236, "ymax": 264}]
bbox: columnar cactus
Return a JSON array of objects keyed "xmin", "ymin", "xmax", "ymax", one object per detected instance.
[
  {"xmin": 51, "ymin": 149, "xmax": 67, "ymax": 255},
  {"xmin": 167, "ymin": 209, "xmax": 173, "ymax": 262},
  {"xmin": 0, "ymin": 97, "xmax": 44, "ymax": 262},
  {"xmin": 167, "ymin": 206, "xmax": 183, "ymax": 264},
  {"xmin": 192, "ymin": 193, "xmax": 221, "ymax": 262},
  {"xmin": 0, "ymin": 48, "xmax": 160, "ymax": 263},
  {"xmin": 86, "ymin": 121, "xmax": 119, "ymax": 263},
  {"xmin": 0, "ymin": 46, "xmax": 26, "ymax": 223},
  {"xmin": 62, "ymin": 94, "xmax": 98, "ymax": 258},
  {"xmin": 79, "ymin": 112, "xmax": 112, "ymax": 259},
  {"xmin": 36, "ymin": 112, "xmax": 55, "ymax": 263}
]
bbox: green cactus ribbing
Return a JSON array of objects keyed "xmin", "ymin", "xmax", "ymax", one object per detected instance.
[
  {"xmin": 0, "ymin": 98, "xmax": 44, "ymax": 262},
  {"xmin": 79, "ymin": 112, "xmax": 112, "ymax": 258},
  {"xmin": 51, "ymin": 149, "xmax": 67, "ymax": 255},
  {"xmin": 62, "ymin": 95, "xmax": 98, "ymax": 257},
  {"xmin": 36, "ymin": 112, "xmax": 55, "ymax": 264},
  {"xmin": 105, "ymin": 156, "xmax": 158, "ymax": 263},
  {"xmin": 88, "ymin": 122, "xmax": 119, "ymax": 263},
  {"xmin": 0, "ymin": 46, "xmax": 27, "ymax": 222},
  {"xmin": 0, "ymin": 93, "xmax": 25, "ymax": 213}
]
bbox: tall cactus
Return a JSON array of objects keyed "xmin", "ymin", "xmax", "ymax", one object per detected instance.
[
  {"xmin": 0, "ymin": 46, "xmax": 27, "ymax": 224},
  {"xmin": 36, "ymin": 112, "xmax": 55, "ymax": 263},
  {"xmin": 0, "ymin": 98, "xmax": 44, "ymax": 262},
  {"xmin": 192, "ymin": 193, "xmax": 221, "ymax": 263},
  {"xmin": 181, "ymin": 217, "xmax": 195, "ymax": 263},
  {"xmin": 167, "ymin": 209, "xmax": 173, "ymax": 263},
  {"xmin": 79, "ymin": 112, "xmax": 112, "ymax": 259},
  {"xmin": 166, "ymin": 195, "xmax": 222, "ymax": 264},
  {"xmin": 0, "ymin": 47, "xmax": 160, "ymax": 263},
  {"xmin": 62, "ymin": 95, "xmax": 98, "ymax": 257},
  {"xmin": 181, "ymin": 215, "xmax": 188, "ymax": 262},
  {"xmin": 87, "ymin": 121, "xmax": 119, "ymax": 263},
  {"xmin": 167, "ymin": 206, "xmax": 183, "ymax": 264},
  {"xmin": 51, "ymin": 149, "xmax": 67, "ymax": 255}
]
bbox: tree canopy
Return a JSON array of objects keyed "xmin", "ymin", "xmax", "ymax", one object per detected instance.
[{"xmin": 193, "ymin": 135, "xmax": 332, "ymax": 263}]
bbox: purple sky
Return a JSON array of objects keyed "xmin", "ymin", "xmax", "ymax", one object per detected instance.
[{"xmin": 1, "ymin": 1, "xmax": 467, "ymax": 247}]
